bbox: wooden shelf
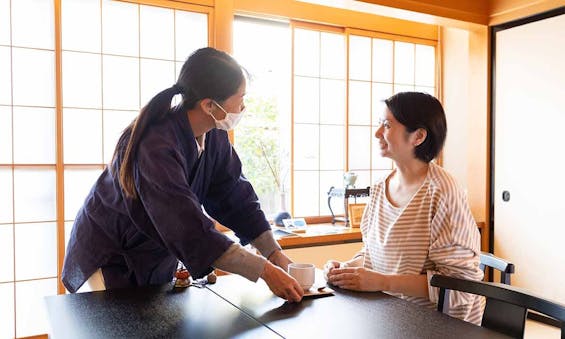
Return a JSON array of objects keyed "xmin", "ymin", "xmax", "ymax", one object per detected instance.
[
  {"xmin": 275, "ymin": 223, "xmax": 362, "ymax": 249},
  {"xmin": 223, "ymin": 222, "xmax": 485, "ymax": 250}
]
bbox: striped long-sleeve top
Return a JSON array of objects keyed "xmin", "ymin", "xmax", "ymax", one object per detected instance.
[{"xmin": 359, "ymin": 162, "xmax": 485, "ymax": 325}]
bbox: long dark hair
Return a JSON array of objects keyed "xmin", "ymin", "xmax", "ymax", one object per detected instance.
[{"xmin": 112, "ymin": 47, "xmax": 245, "ymax": 198}]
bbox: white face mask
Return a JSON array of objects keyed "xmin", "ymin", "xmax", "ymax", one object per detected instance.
[{"xmin": 209, "ymin": 100, "xmax": 244, "ymax": 131}]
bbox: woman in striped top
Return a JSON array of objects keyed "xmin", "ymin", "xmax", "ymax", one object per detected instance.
[{"xmin": 324, "ymin": 92, "xmax": 484, "ymax": 325}]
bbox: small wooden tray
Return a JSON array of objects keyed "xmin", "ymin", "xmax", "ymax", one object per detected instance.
[{"xmin": 303, "ymin": 286, "xmax": 335, "ymax": 298}]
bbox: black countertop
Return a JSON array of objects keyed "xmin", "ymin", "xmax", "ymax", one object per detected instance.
[{"xmin": 46, "ymin": 273, "xmax": 510, "ymax": 338}]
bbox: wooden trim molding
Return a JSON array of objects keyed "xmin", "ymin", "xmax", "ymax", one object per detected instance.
[{"xmin": 234, "ymin": 0, "xmax": 438, "ymax": 40}]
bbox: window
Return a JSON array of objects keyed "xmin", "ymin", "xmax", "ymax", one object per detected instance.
[
  {"xmin": 292, "ymin": 26, "xmax": 347, "ymax": 217},
  {"xmin": 1, "ymin": 0, "xmax": 209, "ymax": 336},
  {"xmin": 233, "ymin": 17, "xmax": 291, "ymax": 219},
  {"xmin": 234, "ymin": 21, "xmax": 436, "ymax": 220},
  {"xmin": 1, "ymin": 0, "xmax": 57, "ymax": 337}
]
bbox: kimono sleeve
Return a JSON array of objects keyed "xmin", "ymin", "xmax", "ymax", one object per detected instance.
[{"xmin": 135, "ymin": 144, "xmax": 233, "ymax": 279}]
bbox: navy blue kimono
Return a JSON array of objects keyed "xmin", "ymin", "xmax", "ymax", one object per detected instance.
[{"xmin": 62, "ymin": 107, "xmax": 270, "ymax": 292}]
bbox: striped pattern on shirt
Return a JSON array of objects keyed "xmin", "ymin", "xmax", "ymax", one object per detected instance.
[{"xmin": 359, "ymin": 162, "xmax": 485, "ymax": 325}]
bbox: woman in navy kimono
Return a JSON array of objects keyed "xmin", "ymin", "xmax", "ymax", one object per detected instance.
[{"xmin": 62, "ymin": 47, "xmax": 304, "ymax": 302}]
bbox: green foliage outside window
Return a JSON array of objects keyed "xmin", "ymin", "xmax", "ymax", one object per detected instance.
[{"xmin": 235, "ymin": 96, "xmax": 286, "ymax": 215}]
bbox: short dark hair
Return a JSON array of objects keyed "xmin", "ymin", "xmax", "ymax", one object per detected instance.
[{"xmin": 384, "ymin": 92, "xmax": 447, "ymax": 163}]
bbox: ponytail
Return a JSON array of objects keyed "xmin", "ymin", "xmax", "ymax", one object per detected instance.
[
  {"xmin": 112, "ymin": 47, "xmax": 245, "ymax": 199},
  {"xmin": 112, "ymin": 85, "xmax": 183, "ymax": 199}
]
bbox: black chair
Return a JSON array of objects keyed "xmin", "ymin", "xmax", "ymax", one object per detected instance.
[
  {"xmin": 480, "ymin": 251, "xmax": 515, "ymax": 284},
  {"xmin": 430, "ymin": 275, "xmax": 565, "ymax": 338}
]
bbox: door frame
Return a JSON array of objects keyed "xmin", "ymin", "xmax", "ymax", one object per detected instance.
[{"xmin": 488, "ymin": 6, "xmax": 565, "ymax": 253}]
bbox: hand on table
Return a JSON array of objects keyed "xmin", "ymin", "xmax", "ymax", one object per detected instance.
[
  {"xmin": 326, "ymin": 266, "xmax": 387, "ymax": 292},
  {"xmin": 323, "ymin": 260, "xmax": 343, "ymax": 281},
  {"xmin": 261, "ymin": 262, "xmax": 304, "ymax": 303}
]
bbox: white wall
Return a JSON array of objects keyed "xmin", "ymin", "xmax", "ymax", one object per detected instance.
[{"xmin": 441, "ymin": 26, "xmax": 489, "ymax": 225}]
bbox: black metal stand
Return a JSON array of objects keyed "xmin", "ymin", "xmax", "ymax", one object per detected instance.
[{"xmin": 327, "ymin": 186, "xmax": 370, "ymax": 226}]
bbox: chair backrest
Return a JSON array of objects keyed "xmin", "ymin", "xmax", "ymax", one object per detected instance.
[
  {"xmin": 480, "ymin": 252, "xmax": 515, "ymax": 284},
  {"xmin": 430, "ymin": 274, "xmax": 565, "ymax": 338}
]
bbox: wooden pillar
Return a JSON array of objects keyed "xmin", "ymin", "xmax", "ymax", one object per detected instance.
[{"xmin": 214, "ymin": 0, "xmax": 235, "ymax": 143}]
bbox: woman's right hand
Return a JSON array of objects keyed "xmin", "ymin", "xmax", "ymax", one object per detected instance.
[
  {"xmin": 323, "ymin": 260, "xmax": 342, "ymax": 280},
  {"xmin": 260, "ymin": 262, "xmax": 303, "ymax": 303}
]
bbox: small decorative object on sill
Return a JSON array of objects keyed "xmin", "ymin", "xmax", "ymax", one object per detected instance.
[
  {"xmin": 274, "ymin": 211, "xmax": 291, "ymax": 226},
  {"xmin": 327, "ymin": 171, "xmax": 370, "ymax": 227}
]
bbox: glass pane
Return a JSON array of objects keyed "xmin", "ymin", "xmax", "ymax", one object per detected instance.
[
  {"xmin": 320, "ymin": 32, "xmax": 345, "ymax": 79},
  {"xmin": 175, "ymin": 61, "xmax": 184, "ymax": 83},
  {"xmin": 293, "ymin": 124, "xmax": 319, "ymax": 170},
  {"xmin": 65, "ymin": 221, "xmax": 73, "ymax": 252},
  {"xmin": 394, "ymin": 41, "xmax": 415, "ymax": 85},
  {"xmin": 0, "ymin": 168, "xmax": 12, "ymax": 223},
  {"xmin": 102, "ymin": 55, "xmax": 139, "ymax": 110},
  {"xmin": 0, "ymin": 47, "xmax": 10, "ymax": 105},
  {"xmin": 140, "ymin": 5, "xmax": 174, "ymax": 60},
  {"xmin": 348, "ymin": 35, "xmax": 371, "ymax": 81},
  {"xmin": 140, "ymin": 59, "xmax": 175, "ymax": 108},
  {"xmin": 320, "ymin": 170, "xmax": 343, "ymax": 215},
  {"xmin": 11, "ymin": 0, "xmax": 54, "ymax": 49},
  {"xmin": 294, "ymin": 29, "xmax": 319, "ymax": 77},
  {"xmin": 416, "ymin": 86, "xmax": 436, "ymax": 96},
  {"xmin": 233, "ymin": 17, "xmax": 291, "ymax": 217},
  {"xmin": 62, "ymin": 0, "xmax": 101, "ymax": 52},
  {"xmin": 175, "ymin": 10, "xmax": 208, "ymax": 61},
  {"xmin": 15, "ymin": 222, "xmax": 57, "ymax": 280},
  {"xmin": 64, "ymin": 168, "xmax": 102, "ymax": 220},
  {"xmin": 319, "ymin": 79, "xmax": 345, "ymax": 125},
  {"xmin": 103, "ymin": 110, "xmax": 138, "ymax": 164},
  {"xmin": 394, "ymin": 84, "xmax": 414, "ymax": 94},
  {"xmin": 293, "ymin": 76, "xmax": 319, "ymax": 124},
  {"xmin": 102, "ymin": 0, "xmax": 139, "ymax": 56},
  {"xmin": 348, "ymin": 80, "xmax": 371, "ymax": 125},
  {"xmin": 415, "ymin": 44, "xmax": 435, "ymax": 86},
  {"xmin": 12, "ymin": 48, "xmax": 55, "ymax": 107},
  {"xmin": 15, "ymin": 278, "xmax": 57, "ymax": 338},
  {"xmin": 0, "ymin": 0, "xmax": 9, "ymax": 45},
  {"xmin": 14, "ymin": 168, "xmax": 56, "ymax": 222},
  {"xmin": 372, "ymin": 169, "xmax": 392, "ymax": 184},
  {"xmin": 0, "ymin": 283, "xmax": 14, "ymax": 339},
  {"xmin": 348, "ymin": 125, "xmax": 371, "ymax": 170},
  {"xmin": 352, "ymin": 170, "xmax": 371, "ymax": 188},
  {"xmin": 372, "ymin": 83, "xmax": 393, "ymax": 125},
  {"xmin": 293, "ymin": 170, "xmax": 319, "ymax": 217},
  {"xmin": 372, "ymin": 38, "xmax": 393, "ymax": 83},
  {"xmin": 0, "ymin": 106, "xmax": 11, "ymax": 163},
  {"xmin": 372, "ymin": 126, "xmax": 393, "ymax": 169},
  {"xmin": 13, "ymin": 107, "xmax": 55, "ymax": 164},
  {"xmin": 63, "ymin": 51, "xmax": 102, "ymax": 108},
  {"xmin": 0, "ymin": 225, "xmax": 13, "ymax": 282},
  {"xmin": 63, "ymin": 108, "xmax": 103, "ymax": 164},
  {"xmin": 319, "ymin": 125, "xmax": 344, "ymax": 170}
]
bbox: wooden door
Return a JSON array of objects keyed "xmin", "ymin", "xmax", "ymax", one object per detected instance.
[{"xmin": 493, "ymin": 12, "xmax": 565, "ymax": 303}]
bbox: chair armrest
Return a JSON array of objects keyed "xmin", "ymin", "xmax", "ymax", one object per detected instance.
[
  {"xmin": 480, "ymin": 252, "xmax": 515, "ymax": 274},
  {"xmin": 430, "ymin": 275, "xmax": 565, "ymax": 323}
]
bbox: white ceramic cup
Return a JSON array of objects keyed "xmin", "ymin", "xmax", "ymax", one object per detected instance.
[{"xmin": 288, "ymin": 263, "xmax": 315, "ymax": 291}]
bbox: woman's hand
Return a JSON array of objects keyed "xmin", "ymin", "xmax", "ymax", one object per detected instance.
[
  {"xmin": 260, "ymin": 262, "xmax": 304, "ymax": 302},
  {"xmin": 323, "ymin": 260, "xmax": 342, "ymax": 281},
  {"xmin": 268, "ymin": 249, "xmax": 292, "ymax": 272},
  {"xmin": 326, "ymin": 267, "xmax": 388, "ymax": 292}
]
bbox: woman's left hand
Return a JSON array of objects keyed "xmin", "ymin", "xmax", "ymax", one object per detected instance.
[
  {"xmin": 268, "ymin": 250, "xmax": 292, "ymax": 271},
  {"xmin": 326, "ymin": 267, "xmax": 387, "ymax": 292}
]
